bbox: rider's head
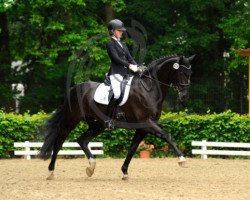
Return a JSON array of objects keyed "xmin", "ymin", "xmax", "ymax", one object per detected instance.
[{"xmin": 108, "ymin": 19, "xmax": 126, "ymax": 39}]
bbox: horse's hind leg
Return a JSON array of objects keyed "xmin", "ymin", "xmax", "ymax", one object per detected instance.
[
  {"xmin": 121, "ymin": 129, "xmax": 146, "ymax": 180},
  {"xmin": 77, "ymin": 120, "xmax": 104, "ymax": 177},
  {"xmin": 47, "ymin": 125, "xmax": 74, "ymax": 180},
  {"xmin": 47, "ymin": 134, "xmax": 67, "ymax": 180}
]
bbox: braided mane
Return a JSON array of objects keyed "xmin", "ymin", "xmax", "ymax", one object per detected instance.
[{"xmin": 144, "ymin": 55, "xmax": 178, "ymax": 74}]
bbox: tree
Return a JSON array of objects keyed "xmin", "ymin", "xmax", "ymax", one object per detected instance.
[
  {"xmin": 1, "ymin": 0, "xmax": 128, "ymax": 113},
  {"xmin": 0, "ymin": 0, "xmax": 14, "ymax": 111},
  {"xmin": 119, "ymin": 0, "xmax": 248, "ymax": 113},
  {"xmin": 4, "ymin": 0, "xmax": 104, "ymax": 112},
  {"xmin": 218, "ymin": 0, "xmax": 250, "ymax": 113},
  {"xmin": 1, "ymin": 0, "xmax": 249, "ymax": 113},
  {"xmin": 219, "ymin": 0, "xmax": 250, "ymax": 69}
]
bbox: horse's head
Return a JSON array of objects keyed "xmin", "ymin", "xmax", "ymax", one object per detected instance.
[
  {"xmin": 143, "ymin": 54, "xmax": 195, "ymax": 102},
  {"xmin": 170, "ymin": 55, "xmax": 195, "ymax": 102}
]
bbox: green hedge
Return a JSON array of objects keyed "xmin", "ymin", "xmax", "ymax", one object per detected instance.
[
  {"xmin": 0, "ymin": 111, "xmax": 48, "ymax": 158},
  {"xmin": 153, "ymin": 111, "xmax": 250, "ymax": 157},
  {"xmin": 0, "ymin": 110, "xmax": 249, "ymax": 158}
]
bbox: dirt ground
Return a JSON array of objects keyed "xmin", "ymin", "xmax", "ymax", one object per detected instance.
[{"xmin": 0, "ymin": 158, "xmax": 249, "ymax": 200}]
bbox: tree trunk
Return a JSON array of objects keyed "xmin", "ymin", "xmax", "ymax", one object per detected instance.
[
  {"xmin": 105, "ymin": 2, "xmax": 115, "ymax": 23},
  {"xmin": 0, "ymin": 12, "xmax": 13, "ymax": 110}
]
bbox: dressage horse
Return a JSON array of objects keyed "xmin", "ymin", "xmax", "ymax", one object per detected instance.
[{"xmin": 39, "ymin": 55, "xmax": 195, "ymax": 180}]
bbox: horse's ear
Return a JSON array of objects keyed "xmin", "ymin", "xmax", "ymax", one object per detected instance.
[
  {"xmin": 188, "ymin": 55, "xmax": 196, "ymax": 62},
  {"xmin": 179, "ymin": 56, "xmax": 183, "ymax": 63}
]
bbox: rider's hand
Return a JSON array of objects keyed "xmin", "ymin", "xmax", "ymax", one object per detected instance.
[
  {"xmin": 129, "ymin": 64, "xmax": 138, "ymax": 72},
  {"xmin": 138, "ymin": 65, "xmax": 146, "ymax": 73}
]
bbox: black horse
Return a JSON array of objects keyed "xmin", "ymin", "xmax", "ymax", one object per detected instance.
[{"xmin": 39, "ymin": 55, "xmax": 195, "ymax": 180}]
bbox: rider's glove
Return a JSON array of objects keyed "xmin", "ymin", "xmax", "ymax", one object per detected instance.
[{"xmin": 129, "ymin": 64, "xmax": 138, "ymax": 72}]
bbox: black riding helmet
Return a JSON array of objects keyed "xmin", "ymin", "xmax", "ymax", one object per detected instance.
[{"xmin": 108, "ymin": 19, "xmax": 126, "ymax": 35}]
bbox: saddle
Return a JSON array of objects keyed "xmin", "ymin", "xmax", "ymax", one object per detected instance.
[{"xmin": 94, "ymin": 74, "xmax": 134, "ymax": 106}]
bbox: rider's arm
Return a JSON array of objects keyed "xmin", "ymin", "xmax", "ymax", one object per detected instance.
[
  {"xmin": 106, "ymin": 42, "xmax": 130, "ymax": 67},
  {"xmin": 125, "ymin": 45, "xmax": 137, "ymax": 65}
]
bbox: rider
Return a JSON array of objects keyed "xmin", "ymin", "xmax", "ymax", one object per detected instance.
[{"xmin": 105, "ymin": 19, "xmax": 139, "ymax": 129}]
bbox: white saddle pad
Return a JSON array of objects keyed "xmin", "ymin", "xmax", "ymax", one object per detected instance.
[{"xmin": 94, "ymin": 76, "xmax": 134, "ymax": 106}]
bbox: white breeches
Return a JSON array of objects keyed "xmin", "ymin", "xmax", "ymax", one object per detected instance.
[{"xmin": 110, "ymin": 74, "xmax": 123, "ymax": 99}]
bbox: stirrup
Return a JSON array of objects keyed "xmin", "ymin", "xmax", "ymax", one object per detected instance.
[
  {"xmin": 116, "ymin": 111, "xmax": 125, "ymax": 119},
  {"xmin": 104, "ymin": 119, "xmax": 115, "ymax": 129}
]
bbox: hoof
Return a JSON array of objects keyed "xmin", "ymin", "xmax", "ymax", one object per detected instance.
[
  {"xmin": 46, "ymin": 171, "xmax": 54, "ymax": 180},
  {"xmin": 86, "ymin": 167, "xmax": 94, "ymax": 177},
  {"xmin": 178, "ymin": 156, "xmax": 187, "ymax": 168},
  {"xmin": 122, "ymin": 174, "xmax": 129, "ymax": 181},
  {"xmin": 86, "ymin": 158, "xmax": 96, "ymax": 177}
]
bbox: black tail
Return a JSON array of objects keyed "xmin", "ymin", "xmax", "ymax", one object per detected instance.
[{"xmin": 38, "ymin": 105, "xmax": 64, "ymax": 160}]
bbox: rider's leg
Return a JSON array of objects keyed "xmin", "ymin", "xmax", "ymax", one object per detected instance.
[
  {"xmin": 106, "ymin": 96, "xmax": 119, "ymax": 117},
  {"xmin": 110, "ymin": 74, "xmax": 122, "ymax": 100},
  {"xmin": 105, "ymin": 74, "xmax": 122, "ymax": 129}
]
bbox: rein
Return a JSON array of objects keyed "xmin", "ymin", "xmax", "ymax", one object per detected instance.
[
  {"xmin": 138, "ymin": 62, "xmax": 190, "ymax": 92},
  {"xmin": 140, "ymin": 73, "xmax": 172, "ymax": 87}
]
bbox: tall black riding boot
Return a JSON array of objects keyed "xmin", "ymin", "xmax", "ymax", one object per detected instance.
[{"xmin": 105, "ymin": 97, "xmax": 119, "ymax": 129}]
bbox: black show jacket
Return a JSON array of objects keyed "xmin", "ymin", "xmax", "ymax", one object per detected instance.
[{"xmin": 106, "ymin": 38, "xmax": 137, "ymax": 76}]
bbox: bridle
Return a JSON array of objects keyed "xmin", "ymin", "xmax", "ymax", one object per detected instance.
[{"xmin": 139, "ymin": 62, "xmax": 191, "ymax": 92}]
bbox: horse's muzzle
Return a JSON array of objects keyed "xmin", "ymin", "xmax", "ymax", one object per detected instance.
[{"xmin": 178, "ymin": 87, "xmax": 189, "ymax": 102}]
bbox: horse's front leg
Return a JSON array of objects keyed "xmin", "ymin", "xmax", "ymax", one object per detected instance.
[
  {"xmin": 121, "ymin": 129, "xmax": 146, "ymax": 180},
  {"xmin": 143, "ymin": 120, "xmax": 186, "ymax": 167}
]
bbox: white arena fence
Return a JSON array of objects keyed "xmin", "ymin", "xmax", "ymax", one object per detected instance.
[
  {"xmin": 192, "ymin": 140, "xmax": 250, "ymax": 159},
  {"xmin": 14, "ymin": 141, "xmax": 104, "ymax": 160}
]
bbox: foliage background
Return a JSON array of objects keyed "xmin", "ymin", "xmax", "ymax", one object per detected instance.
[{"xmin": 0, "ymin": 0, "xmax": 249, "ymax": 113}]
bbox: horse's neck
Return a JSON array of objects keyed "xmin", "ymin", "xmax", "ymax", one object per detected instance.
[
  {"xmin": 141, "ymin": 67, "xmax": 170, "ymax": 119},
  {"xmin": 152, "ymin": 65, "xmax": 171, "ymax": 102}
]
